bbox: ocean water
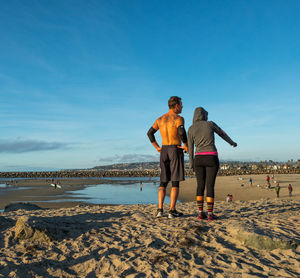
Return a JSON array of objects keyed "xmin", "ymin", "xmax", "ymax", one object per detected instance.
[{"xmin": 67, "ymin": 181, "xmax": 171, "ymax": 205}]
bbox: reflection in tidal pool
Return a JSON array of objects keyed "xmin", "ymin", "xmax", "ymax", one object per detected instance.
[{"xmin": 67, "ymin": 182, "xmax": 171, "ymax": 205}]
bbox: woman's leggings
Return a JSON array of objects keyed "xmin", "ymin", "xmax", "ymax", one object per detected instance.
[{"xmin": 194, "ymin": 155, "xmax": 219, "ymax": 198}]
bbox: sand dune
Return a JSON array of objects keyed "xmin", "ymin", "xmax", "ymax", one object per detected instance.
[{"xmin": 0, "ymin": 198, "xmax": 299, "ymax": 277}]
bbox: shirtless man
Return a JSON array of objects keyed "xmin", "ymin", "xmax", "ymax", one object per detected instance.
[{"xmin": 147, "ymin": 96, "xmax": 188, "ymax": 218}]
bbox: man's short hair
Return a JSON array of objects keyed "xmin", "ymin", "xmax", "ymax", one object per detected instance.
[{"xmin": 168, "ymin": 96, "xmax": 182, "ymax": 109}]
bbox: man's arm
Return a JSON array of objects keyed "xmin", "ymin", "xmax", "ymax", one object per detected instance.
[
  {"xmin": 176, "ymin": 117, "xmax": 188, "ymax": 153},
  {"xmin": 177, "ymin": 125, "xmax": 188, "ymax": 153},
  {"xmin": 187, "ymin": 127, "xmax": 194, "ymax": 171},
  {"xmin": 147, "ymin": 127, "xmax": 161, "ymax": 153}
]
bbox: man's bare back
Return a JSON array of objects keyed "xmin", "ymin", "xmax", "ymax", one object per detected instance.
[{"xmin": 152, "ymin": 112, "xmax": 184, "ymax": 146}]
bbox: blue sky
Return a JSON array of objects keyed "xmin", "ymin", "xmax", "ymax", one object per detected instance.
[{"xmin": 1, "ymin": 0, "xmax": 300, "ymax": 171}]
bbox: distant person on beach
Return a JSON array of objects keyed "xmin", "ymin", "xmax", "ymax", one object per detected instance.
[
  {"xmin": 288, "ymin": 184, "xmax": 293, "ymax": 197},
  {"xmin": 275, "ymin": 183, "xmax": 280, "ymax": 198},
  {"xmin": 249, "ymin": 177, "xmax": 253, "ymax": 186},
  {"xmin": 188, "ymin": 107, "xmax": 237, "ymax": 221},
  {"xmin": 226, "ymin": 194, "xmax": 232, "ymax": 202},
  {"xmin": 147, "ymin": 96, "xmax": 188, "ymax": 219},
  {"xmin": 266, "ymin": 175, "xmax": 271, "ymax": 188}
]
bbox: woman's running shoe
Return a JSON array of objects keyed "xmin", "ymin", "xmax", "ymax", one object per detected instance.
[
  {"xmin": 207, "ymin": 214, "xmax": 218, "ymax": 221},
  {"xmin": 197, "ymin": 212, "xmax": 207, "ymax": 220}
]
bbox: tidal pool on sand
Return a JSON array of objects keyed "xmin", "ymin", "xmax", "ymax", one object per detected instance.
[{"xmin": 67, "ymin": 182, "xmax": 172, "ymax": 205}]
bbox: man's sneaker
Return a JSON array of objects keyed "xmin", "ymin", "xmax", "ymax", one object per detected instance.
[
  {"xmin": 197, "ymin": 212, "xmax": 207, "ymax": 220},
  {"xmin": 156, "ymin": 209, "xmax": 163, "ymax": 218},
  {"xmin": 207, "ymin": 214, "xmax": 218, "ymax": 221},
  {"xmin": 168, "ymin": 210, "xmax": 183, "ymax": 219}
]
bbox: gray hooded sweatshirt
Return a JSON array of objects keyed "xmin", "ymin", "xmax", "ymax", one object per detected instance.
[{"xmin": 188, "ymin": 107, "xmax": 236, "ymax": 168}]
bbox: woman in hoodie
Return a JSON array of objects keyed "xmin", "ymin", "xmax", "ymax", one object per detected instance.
[{"xmin": 188, "ymin": 107, "xmax": 237, "ymax": 221}]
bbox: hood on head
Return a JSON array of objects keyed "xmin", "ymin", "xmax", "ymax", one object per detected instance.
[{"xmin": 193, "ymin": 107, "xmax": 208, "ymax": 123}]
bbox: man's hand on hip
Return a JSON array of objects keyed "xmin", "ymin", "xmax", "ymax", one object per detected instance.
[
  {"xmin": 177, "ymin": 145, "xmax": 188, "ymax": 153},
  {"xmin": 156, "ymin": 147, "xmax": 162, "ymax": 153},
  {"xmin": 152, "ymin": 142, "xmax": 161, "ymax": 153}
]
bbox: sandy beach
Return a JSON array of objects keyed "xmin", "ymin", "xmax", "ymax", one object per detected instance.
[
  {"xmin": 175, "ymin": 173, "xmax": 300, "ymax": 202},
  {"xmin": 0, "ymin": 174, "xmax": 299, "ymax": 277},
  {"xmin": 0, "ymin": 199, "xmax": 299, "ymax": 277}
]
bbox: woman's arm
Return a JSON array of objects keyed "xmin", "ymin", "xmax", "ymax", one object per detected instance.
[{"xmin": 212, "ymin": 122, "xmax": 237, "ymax": 147}]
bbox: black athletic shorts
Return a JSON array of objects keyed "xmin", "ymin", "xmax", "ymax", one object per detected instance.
[{"xmin": 160, "ymin": 145, "xmax": 185, "ymax": 182}]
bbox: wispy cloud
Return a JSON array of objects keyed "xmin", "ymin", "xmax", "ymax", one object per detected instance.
[
  {"xmin": 98, "ymin": 153, "xmax": 159, "ymax": 164},
  {"xmin": 0, "ymin": 139, "xmax": 71, "ymax": 153}
]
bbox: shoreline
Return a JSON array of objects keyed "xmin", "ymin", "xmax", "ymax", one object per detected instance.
[{"xmin": 0, "ymin": 174, "xmax": 299, "ymax": 210}]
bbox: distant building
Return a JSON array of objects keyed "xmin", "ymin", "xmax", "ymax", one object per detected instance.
[
  {"xmin": 251, "ymin": 164, "xmax": 258, "ymax": 170},
  {"xmin": 220, "ymin": 164, "xmax": 230, "ymax": 170},
  {"xmin": 293, "ymin": 163, "xmax": 300, "ymax": 169}
]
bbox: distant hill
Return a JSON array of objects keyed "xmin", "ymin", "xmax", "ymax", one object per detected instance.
[
  {"xmin": 91, "ymin": 160, "xmax": 300, "ymax": 172},
  {"xmin": 92, "ymin": 162, "xmax": 160, "ymax": 171}
]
